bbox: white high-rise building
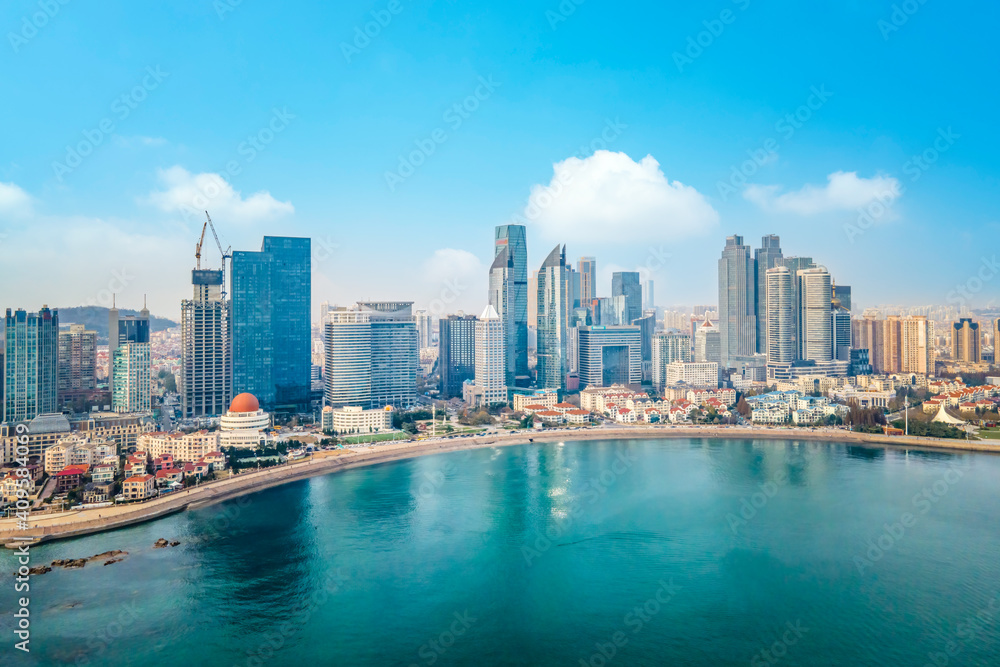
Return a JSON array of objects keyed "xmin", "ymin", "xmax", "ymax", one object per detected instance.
[
  {"xmin": 652, "ymin": 332, "xmax": 692, "ymax": 388},
  {"xmin": 464, "ymin": 305, "xmax": 507, "ymax": 407},
  {"xmin": 694, "ymin": 314, "xmax": 721, "ymax": 365},
  {"xmin": 765, "ymin": 266, "xmax": 795, "ymax": 364},
  {"xmin": 798, "ymin": 267, "xmax": 833, "ymax": 362},
  {"xmin": 414, "ymin": 309, "xmax": 432, "ymax": 349}
]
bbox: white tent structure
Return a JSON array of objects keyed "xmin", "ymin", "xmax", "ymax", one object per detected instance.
[{"xmin": 932, "ymin": 403, "xmax": 967, "ymax": 425}]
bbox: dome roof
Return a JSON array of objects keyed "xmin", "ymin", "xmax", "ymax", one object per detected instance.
[{"xmin": 229, "ymin": 393, "xmax": 260, "ymax": 413}]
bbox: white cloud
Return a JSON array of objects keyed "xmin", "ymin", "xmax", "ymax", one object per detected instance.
[
  {"xmin": 420, "ymin": 248, "xmax": 486, "ymax": 316},
  {"xmin": 0, "ymin": 181, "xmax": 32, "ymax": 217},
  {"xmin": 522, "ymin": 151, "xmax": 719, "ymax": 243},
  {"xmin": 144, "ymin": 166, "xmax": 294, "ymax": 224},
  {"xmin": 743, "ymin": 171, "xmax": 902, "ymax": 215},
  {"xmin": 115, "ymin": 135, "xmax": 168, "ymax": 148}
]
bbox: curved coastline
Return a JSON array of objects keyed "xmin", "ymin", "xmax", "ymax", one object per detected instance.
[{"xmin": 3, "ymin": 425, "xmax": 997, "ymax": 546}]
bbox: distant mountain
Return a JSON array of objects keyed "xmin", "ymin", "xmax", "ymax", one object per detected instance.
[{"xmin": 55, "ymin": 306, "xmax": 178, "ymax": 344}]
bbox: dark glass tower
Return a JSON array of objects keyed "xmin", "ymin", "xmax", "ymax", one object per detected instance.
[
  {"xmin": 754, "ymin": 234, "xmax": 782, "ymax": 354},
  {"xmin": 494, "ymin": 225, "xmax": 528, "ymax": 386},
  {"xmin": 439, "ymin": 315, "xmax": 477, "ymax": 398},
  {"xmin": 231, "ymin": 236, "xmax": 311, "ymax": 412},
  {"xmin": 4, "ymin": 306, "xmax": 59, "ymax": 422},
  {"xmin": 611, "ymin": 271, "xmax": 642, "ymax": 325}
]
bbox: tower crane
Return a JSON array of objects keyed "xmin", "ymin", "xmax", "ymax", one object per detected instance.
[
  {"xmin": 204, "ymin": 211, "xmax": 233, "ymax": 299},
  {"xmin": 194, "ymin": 221, "xmax": 208, "ymax": 269}
]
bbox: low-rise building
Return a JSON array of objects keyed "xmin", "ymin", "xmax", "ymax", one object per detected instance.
[
  {"xmin": 321, "ymin": 405, "xmax": 394, "ymax": 435},
  {"xmin": 512, "ymin": 390, "xmax": 558, "ymax": 412},
  {"xmin": 138, "ymin": 431, "xmax": 220, "ymax": 463},
  {"xmin": 123, "ymin": 474, "xmax": 155, "ymax": 501},
  {"xmin": 91, "ymin": 463, "xmax": 116, "ymax": 484},
  {"xmin": 82, "ymin": 482, "xmax": 113, "ymax": 504},
  {"xmin": 54, "ymin": 464, "xmax": 90, "ymax": 494}
]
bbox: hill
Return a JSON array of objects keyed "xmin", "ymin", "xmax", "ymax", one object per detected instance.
[{"xmin": 55, "ymin": 307, "xmax": 178, "ymax": 343}]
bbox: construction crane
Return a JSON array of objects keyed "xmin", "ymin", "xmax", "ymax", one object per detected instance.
[
  {"xmin": 194, "ymin": 221, "xmax": 208, "ymax": 269},
  {"xmin": 204, "ymin": 211, "xmax": 233, "ymax": 299}
]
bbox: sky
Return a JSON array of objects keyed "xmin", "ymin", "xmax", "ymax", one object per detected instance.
[{"xmin": 1, "ymin": 0, "xmax": 998, "ymax": 321}]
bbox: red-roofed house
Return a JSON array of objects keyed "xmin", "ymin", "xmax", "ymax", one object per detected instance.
[
  {"xmin": 123, "ymin": 474, "xmax": 155, "ymax": 501},
  {"xmin": 125, "ymin": 456, "xmax": 147, "ymax": 476},
  {"xmin": 155, "ymin": 468, "xmax": 184, "ymax": 487},
  {"xmin": 565, "ymin": 409, "xmax": 591, "ymax": 424},
  {"xmin": 55, "ymin": 464, "xmax": 90, "ymax": 493}
]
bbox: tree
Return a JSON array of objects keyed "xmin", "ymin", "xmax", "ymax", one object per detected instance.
[{"xmin": 735, "ymin": 397, "xmax": 751, "ymax": 417}]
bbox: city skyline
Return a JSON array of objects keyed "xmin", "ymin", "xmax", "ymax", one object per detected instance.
[{"xmin": 2, "ymin": 3, "xmax": 998, "ymax": 317}]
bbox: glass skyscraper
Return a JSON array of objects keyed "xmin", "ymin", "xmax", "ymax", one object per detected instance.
[
  {"xmin": 536, "ymin": 245, "xmax": 572, "ymax": 391},
  {"xmin": 494, "ymin": 225, "xmax": 528, "ymax": 386},
  {"xmin": 754, "ymin": 234, "xmax": 783, "ymax": 354},
  {"xmin": 4, "ymin": 307, "xmax": 59, "ymax": 423},
  {"xmin": 439, "ymin": 314, "xmax": 477, "ymax": 399},
  {"xmin": 611, "ymin": 271, "xmax": 642, "ymax": 325},
  {"xmin": 231, "ymin": 236, "xmax": 311, "ymax": 412}
]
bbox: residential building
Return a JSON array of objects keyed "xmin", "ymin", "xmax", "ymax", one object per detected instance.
[
  {"xmin": 665, "ymin": 362, "xmax": 719, "ymax": 387},
  {"xmin": 123, "ymin": 474, "xmax": 155, "ymax": 501},
  {"xmin": 54, "ymin": 464, "xmax": 89, "ymax": 494},
  {"xmin": 765, "ymin": 266, "xmax": 795, "ymax": 364},
  {"xmin": 754, "ymin": 234, "xmax": 783, "ymax": 354},
  {"xmin": 797, "ymin": 266, "xmax": 833, "ymax": 362},
  {"xmin": 58, "ymin": 324, "xmax": 97, "ymax": 406},
  {"xmin": 952, "ymin": 318, "xmax": 981, "ymax": 363},
  {"xmin": 694, "ymin": 315, "xmax": 721, "ymax": 365},
  {"xmin": 494, "ymin": 224, "xmax": 529, "ymax": 385},
  {"xmin": 231, "ymin": 236, "xmax": 312, "ymax": 412},
  {"xmin": 138, "ymin": 430, "xmax": 221, "ymax": 462},
  {"xmin": 512, "ymin": 390, "xmax": 557, "ymax": 412},
  {"xmin": 652, "ymin": 333, "xmax": 692, "ymax": 388},
  {"xmin": 112, "ymin": 341, "xmax": 151, "ymax": 413},
  {"xmin": 536, "ymin": 245, "xmax": 573, "ymax": 391},
  {"xmin": 577, "ymin": 326, "xmax": 643, "ymax": 390},
  {"xmin": 438, "ymin": 315, "xmax": 477, "ymax": 399},
  {"xmin": 4, "ymin": 307, "xmax": 59, "ymax": 423},
  {"xmin": 320, "ymin": 405, "xmax": 393, "ymax": 435},
  {"xmin": 181, "ymin": 268, "xmax": 231, "ymax": 418},
  {"xmin": 414, "ymin": 309, "xmax": 433, "ymax": 349},
  {"xmin": 718, "ymin": 235, "xmax": 756, "ymax": 367}
]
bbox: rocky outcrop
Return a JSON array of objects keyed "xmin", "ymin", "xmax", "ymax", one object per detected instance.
[
  {"xmin": 27, "ymin": 565, "xmax": 51, "ymax": 575},
  {"xmin": 169, "ymin": 541, "xmax": 180, "ymax": 547},
  {"xmin": 104, "ymin": 558, "xmax": 123, "ymax": 566},
  {"xmin": 153, "ymin": 538, "xmax": 169, "ymax": 548}
]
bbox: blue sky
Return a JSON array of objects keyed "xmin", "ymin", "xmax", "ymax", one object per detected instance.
[{"xmin": 1, "ymin": 0, "xmax": 997, "ymax": 320}]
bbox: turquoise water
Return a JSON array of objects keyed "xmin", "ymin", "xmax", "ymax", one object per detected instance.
[{"xmin": 4, "ymin": 439, "xmax": 1000, "ymax": 666}]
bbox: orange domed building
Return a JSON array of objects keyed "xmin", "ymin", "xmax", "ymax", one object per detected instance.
[{"xmin": 219, "ymin": 392, "xmax": 272, "ymax": 448}]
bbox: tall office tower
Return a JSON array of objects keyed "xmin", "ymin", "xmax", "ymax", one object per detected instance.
[
  {"xmin": 570, "ymin": 267, "xmax": 582, "ymax": 309},
  {"xmin": 494, "ymin": 225, "xmax": 529, "ymax": 385},
  {"xmin": 765, "ymin": 266, "xmax": 795, "ymax": 364},
  {"xmin": 635, "ymin": 312, "xmax": 656, "ymax": 382},
  {"xmin": 591, "ymin": 297, "xmax": 612, "ymax": 326},
  {"xmin": 831, "ymin": 307, "xmax": 852, "ymax": 362},
  {"xmin": 718, "ymin": 235, "xmax": 756, "ymax": 367},
  {"xmin": 611, "ymin": 271, "xmax": 642, "ymax": 325},
  {"xmin": 438, "ymin": 314, "xmax": 477, "ymax": 399},
  {"xmin": 952, "ymin": 318, "xmax": 981, "ymax": 363},
  {"xmin": 471, "ymin": 305, "xmax": 507, "ymax": 406},
  {"xmin": 754, "ymin": 234, "xmax": 783, "ymax": 354},
  {"xmin": 578, "ymin": 257, "xmax": 597, "ymax": 307},
  {"xmin": 58, "ymin": 324, "xmax": 97, "ymax": 406},
  {"xmin": 797, "ymin": 267, "xmax": 833, "ymax": 362},
  {"xmin": 112, "ymin": 341, "xmax": 151, "ymax": 413},
  {"xmin": 181, "ymin": 269, "xmax": 231, "ymax": 418},
  {"xmin": 108, "ymin": 301, "xmax": 150, "ymax": 399},
  {"xmin": 231, "ymin": 237, "xmax": 311, "ymax": 412},
  {"xmin": 833, "ymin": 284, "xmax": 852, "ymax": 312},
  {"xmin": 643, "ymin": 280, "xmax": 655, "ymax": 311},
  {"xmin": 4, "ymin": 307, "xmax": 59, "ymax": 422},
  {"xmin": 527, "ymin": 270, "xmax": 539, "ymax": 329},
  {"xmin": 414, "ymin": 309, "xmax": 432, "ymax": 349},
  {"xmin": 776, "ymin": 256, "xmax": 815, "ymax": 358},
  {"xmin": 652, "ymin": 332, "xmax": 692, "ymax": 388},
  {"xmin": 900, "ymin": 316, "xmax": 933, "ymax": 374},
  {"xmin": 577, "ymin": 326, "xmax": 642, "ymax": 389},
  {"xmin": 489, "ymin": 247, "xmax": 517, "ymax": 387},
  {"xmin": 323, "ymin": 303, "xmax": 419, "ymax": 409},
  {"xmin": 536, "ymin": 245, "xmax": 572, "ymax": 391},
  {"xmin": 694, "ymin": 314, "xmax": 722, "ymax": 365}
]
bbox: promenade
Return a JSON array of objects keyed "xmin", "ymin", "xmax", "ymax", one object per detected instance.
[{"xmin": 3, "ymin": 425, "xmax": 997, "ymax": 546}]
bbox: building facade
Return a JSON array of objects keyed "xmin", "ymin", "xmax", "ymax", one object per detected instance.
[
  {"xmin": 181, "ymin": 269, "xmax": 232, "ymax": 418},
  {"xmin": 112, "ymin": 342, "xmax": 151, "ymax": 413},
  {"xmin": 651, "ymin": 332, "xmax": 692, "ymax": 388},
  {"xmin": 754, "ymin": 234, "xmax": 783, "ymax": 354},
  {"xmin": 4, "ymin": 307, "xmax": 59, "ymax": 423},
  {"xmin": 718, "ymin": 235, "xmax": 756, "ymax": 367},
  {"xmin": 536, "ymin": 245, "xmax": 573, "ymax": 391},
  {"xmin": 58, "ymin": 324, "xmax": 97, "ymax": 407},
  {"xmin": 494, "ymin": 225, "xmax": 529, "ymax": 386},
  {"xmin": 438, "ymin": 314, "xmax": 477, "ymax": 399},
  {"xmin": 465, "ymin": 304, "xmax": 507, "ymax": 406},
  {"xmin": 578, "ymin": 325, "xmax": 642, "ymax": 390},
  {"xmin": 952, "ymin": 318, "xmax": 981, "ymax": 363},
  {"xmin": 611, "ymin": 272, "xmax": 642, "ymax": 325}
]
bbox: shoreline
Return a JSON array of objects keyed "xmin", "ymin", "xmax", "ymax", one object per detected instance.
[{"xmin": 3, "ymin": 426, "xmax": 997, "ymax": 546}]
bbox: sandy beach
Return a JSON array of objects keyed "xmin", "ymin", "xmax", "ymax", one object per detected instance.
[{"xmin": 3, "ymin": 425, "xmax": 997, "ymax": 546}]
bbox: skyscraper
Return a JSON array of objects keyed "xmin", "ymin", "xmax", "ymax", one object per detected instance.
[
  {"xmin": 108, "ymin": 301, "xmax": 149, "ymax": 399},
  {"xmin": 754, "ymin": 234, "xmax": 782, "ymax": 354},
  {"xmin": 831, "ymin": 307, "xmax": 852, "ymax": 362},
  {"xmin": 488, "ymin": 246, "xmax": 516, "ymax": 387},
  {"xmin": 231, "ymin": 236, "xmax": 311, "ymax": 412},
  {"xmin": 578, "ymin": 257, "xmax": 597, "ymax": 307},
  {"xmin": 994, "ymin": 319, "xmax": 1000, "ymax": 362},
  {"xmin": 4, "ymin": 307, "xmax": 59, "ymax": 423},
  {"xmin": 694, "ymin": 314, "xmax": 721, "ymax": 365},
  {"xmin": 536, "ymin": 245, "xmax": 572, "ymax": 391},
  {"xmin": 578, "ymin": 326, "xmax": 642, "ymax": 389},
  {"xmin": 797, "ymin": 267, "xmax": 833, "ymax": 362},
  {"xmin": 853, "ymin": 310, "xmax": 883, "ymax": 372},
  {"xmin": 467, "ymin": 305, "xmax": 507, "ymax": 406},
  {"xmin": 777, "ymin": 256, "xmax": 816, "ymax": 358},
  {"xmin": 833, "ymin": 284, "xmax": 852, "ymax": 312},
  {"xmin": 112, "ymin": 341, "xmax": 151, "ymax": 413},
  {"xmin": 414, "ymin": 309, "xmax": 432, "ymax": 349},
  {"xmin": 652, "ymin": 332, "xmax": 692, "ymax": 388},
  {"xmin": 323, "ymin": 303, "xmax": 418, "ymax": 409},
  {"xmin": 181, "ymin": 269, "xmax": 231, "ymax": 418},
  {"xmin": 642, "ymin": 279, "xmax": 655, "ymax": 311},
  {"xmin": 611, "ymin": 271, "xmax": 642, "ymax": 325},
  {"xmin": 718, "ymin": 235, "xmax": 756, "ymax": 367},
  {"xmin": 439, "ymin": 314, "xmax": 477, "ymax": 399},
  {"xmin": 952, "ymin": 318, "xmax": 981, "ymax": 363},
  {"xmin": 765, "ymin": 266, "xmax": 794, "ymax": 364},
  {"xmin": 494, "ymin": 225, "xmax": 528, "ymax": 385},
  {"xmin": 58, "ymin": 324, "xmax": 96, "ymax": 407}
]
